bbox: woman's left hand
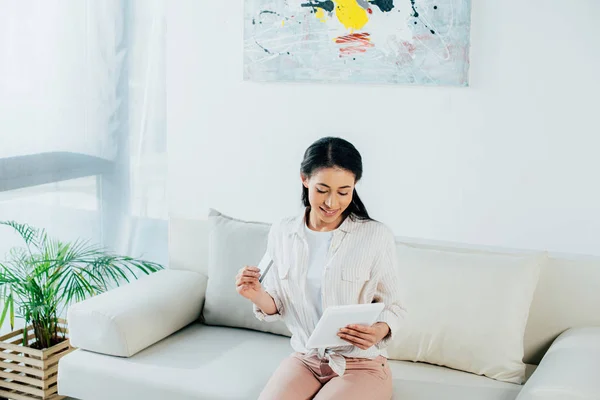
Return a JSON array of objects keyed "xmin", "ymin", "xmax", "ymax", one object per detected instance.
[{"xmin": 338, "ymin": 322, "xmax": 390, "ymax": 350}]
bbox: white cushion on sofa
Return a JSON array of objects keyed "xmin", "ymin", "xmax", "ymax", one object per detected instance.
[
  {"xmin": 387, "ymin": 243, "xmax": 546, "ymax": 384},
  {"xmin": 201, "ymin": 209, "xmax": 291, "ymax": 336},
  {"xmin": 68, "ymin": 269, "xmax": 206, "ymax": 357}
]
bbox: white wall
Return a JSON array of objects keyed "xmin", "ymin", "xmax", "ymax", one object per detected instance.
[{"xmin": 167, "ymin": 0, "xmax": 600, "ymax": 256}]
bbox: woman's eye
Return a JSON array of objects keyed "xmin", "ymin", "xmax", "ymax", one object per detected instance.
[
  {"xmin": 316, "ymin": 189, "xmax": 327, "ymax": 194},
  {"xmin": 339, "ymin": 192, "xmax": 349, "ymax": 196}
]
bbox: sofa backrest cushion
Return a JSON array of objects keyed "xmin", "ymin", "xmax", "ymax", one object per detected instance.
[
  {"xmin": 385, "ymin": 242, "xmax": 546, "ymax": 383},
  {"xmin": 199, "ymin": 210, "xmax": 291, "ymax": 337}
]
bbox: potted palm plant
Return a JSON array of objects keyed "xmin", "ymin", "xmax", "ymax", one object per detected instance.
[{"xmin": 0, "ymin": 221, "xmax": 163, "ymax": 400}]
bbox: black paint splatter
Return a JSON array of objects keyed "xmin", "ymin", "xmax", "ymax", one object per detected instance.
[
  {"xmin": 253, "ymin": 10, "xmax": 294, "ymax": 55},
  {"xmin": 410, "ymin": 0, "xmax": 419, "ymax": 17},
  {"xmin": 300, "ymin": 1, "xmax": 335, "ymax": 12},
  {"xmin": 253, "ymin": 10, "xmax": 276, "ymax": 25},
  {"xmin": 369, "ymin": 0, "xmax": 394, "ymax": 12},
  {"xmin": 410, "ymin": 1, "xmax": 437, "ymax": 35}
]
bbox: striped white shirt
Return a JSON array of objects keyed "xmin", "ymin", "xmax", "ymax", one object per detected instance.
[{"xmin": 253, "ymin": 209, "xmax": 407, "ymax": 376}]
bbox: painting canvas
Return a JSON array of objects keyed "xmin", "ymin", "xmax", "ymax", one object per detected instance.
[{"xmin": 244, "ymin": 0, "xmax": 472, "ymax": 86}]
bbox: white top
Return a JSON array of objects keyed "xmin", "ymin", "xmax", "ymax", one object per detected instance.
[
  {"xmin": 304, "ymin": 224, "xmax": 333, "ymax": 325},
  {"xmin": 253, "ymin": 209, "xmax": 406, "ymax": 376}
]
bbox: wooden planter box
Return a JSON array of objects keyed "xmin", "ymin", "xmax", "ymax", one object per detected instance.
[{"xmin": 0, "ymin": 319, "xmax": 74, "ymax": 400}]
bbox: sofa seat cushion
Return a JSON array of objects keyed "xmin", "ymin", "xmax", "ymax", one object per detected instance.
[
  {"xmin": 59, "ymin": 324, "xmax": 528, "ymax": 400},
  {"xmin": 389, "ymin": 361, "xmax": 531, "ymax": 400},
  {"xmin": 59, "ymin": 324, "xmax": 292, "ymax": 400}
]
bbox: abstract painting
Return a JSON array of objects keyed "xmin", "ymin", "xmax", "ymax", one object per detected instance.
[{"xmin": 244, "ymin": 0, "xmax": 472, "ymax": 86}]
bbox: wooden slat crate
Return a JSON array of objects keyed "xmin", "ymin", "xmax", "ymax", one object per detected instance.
[{"xmin": 0, "ymin": 319, "xmax": 74, "ymax": 400}]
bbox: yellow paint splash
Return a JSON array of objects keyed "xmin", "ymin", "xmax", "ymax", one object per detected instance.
[
  {"xmin": 315, "ymin": 8, "xmax": 327, "ymax": 23},
  {"xmin": 281, "ymin": 20, "xmax": 285, "ymax": 27},
  {"xmin": 335, "ymin": 0, "xmax": 369, "ymax": 31}
]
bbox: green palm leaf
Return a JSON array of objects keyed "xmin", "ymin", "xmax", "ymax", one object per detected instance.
[{"xmin": 0, "ymin": 220, "xmax": 164, "ymax": 349}]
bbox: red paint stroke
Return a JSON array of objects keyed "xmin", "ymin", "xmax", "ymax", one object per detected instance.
[
  {"xmin": 335, "ymin": 32, "xmax": 375, "ymax": 56},
  {"xmin": 336, "ymin": 33, "xmax": 371, "ymax": 44},
  {"xmin": 401, "ymin": 40, "xmax": 416, "ymax": 55},
  {"xmin": 367, "ymin": 8, "xmax": 373, "ymax": 14},
  {"xmin": 340, "ymin": 47, "xmax": 368, "ymax": 55}
]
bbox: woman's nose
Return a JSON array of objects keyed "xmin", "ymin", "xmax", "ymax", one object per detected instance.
[{"xmin": 325, "ymin": 195, "xmax": 337, "ymax": 208}]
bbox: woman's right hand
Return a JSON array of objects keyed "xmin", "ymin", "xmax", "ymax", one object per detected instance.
[{"xmin": 235, "ymin": 266, "xmax": 263, "ymax": 301}]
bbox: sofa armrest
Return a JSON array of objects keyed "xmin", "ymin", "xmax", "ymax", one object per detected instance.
[
  {"xmin": 516, "ymin": 327, "xmax": 600, "ymax": 400},
  {"xmin": 67, "ymin": 269, "xmax": 207, "ymax": 357}
]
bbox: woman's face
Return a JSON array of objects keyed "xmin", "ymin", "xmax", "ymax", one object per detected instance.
[{"xmin": 302, "ymin": 167, "xmax": 356, "ymax": 230}]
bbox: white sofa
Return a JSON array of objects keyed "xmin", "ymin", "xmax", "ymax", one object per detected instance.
[{"xmin": 58, "ymin": 217, "xmax": 600, "ymax": 400}]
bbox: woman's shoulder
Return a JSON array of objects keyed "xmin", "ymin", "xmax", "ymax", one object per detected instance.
[{"xmin": 350, "ymin": 217, "xmax": 395, "ymax": 240}]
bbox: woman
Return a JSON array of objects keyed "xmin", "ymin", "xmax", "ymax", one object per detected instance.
[{"xmin": 235, "ymin": 137, "xmax": 406, "ymax": 400}]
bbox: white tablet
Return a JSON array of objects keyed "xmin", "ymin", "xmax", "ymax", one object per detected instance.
[{"xmin": 306, "ymin": 303, "xmax": 385, "ymax": 349}]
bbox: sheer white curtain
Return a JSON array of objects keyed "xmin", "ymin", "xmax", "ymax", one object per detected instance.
[{"xmin": 0, "ymin": 1, "xmax": 167, "ymax": 266}]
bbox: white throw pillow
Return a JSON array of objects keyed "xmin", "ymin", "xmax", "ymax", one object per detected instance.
[
  {"xmin": 202, "ymin": 209, "xmax": 291, "ymax": 337},
  {"xmin": 387, "ymin": 243, "xmax": 546, "ymax": 384}
]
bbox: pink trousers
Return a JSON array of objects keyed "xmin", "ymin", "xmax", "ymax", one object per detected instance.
[{"xmin": 258, "ymin": 352, "xmax": 393, "ymax": 400}]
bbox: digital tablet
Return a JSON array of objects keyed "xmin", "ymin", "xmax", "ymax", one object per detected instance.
[{"xmin": 306, "ymin": 303, "xmax": 385, "ymax": 349}]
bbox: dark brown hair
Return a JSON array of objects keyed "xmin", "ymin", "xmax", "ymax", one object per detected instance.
[{"xmin": 300, "ymin": 137, "xmax": 371, "ymax": 221}]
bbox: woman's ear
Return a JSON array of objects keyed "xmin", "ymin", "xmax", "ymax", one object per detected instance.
[{"xmin": 301, "ymin": 173, "xmax": 309, "ymax": 188}]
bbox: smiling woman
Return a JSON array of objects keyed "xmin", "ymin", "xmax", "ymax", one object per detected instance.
[
  {"xmin": 300, "ymin": 137, "xmax": 372, "ymax": 230},
  {"xmin": 235, "ymin": 137, "xmax": 406, "ymax": 400}
]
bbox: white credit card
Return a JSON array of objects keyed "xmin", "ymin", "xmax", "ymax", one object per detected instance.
[{"xmin": 257, "ymin": 252, "xmax": 273, "ymax": 283}]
